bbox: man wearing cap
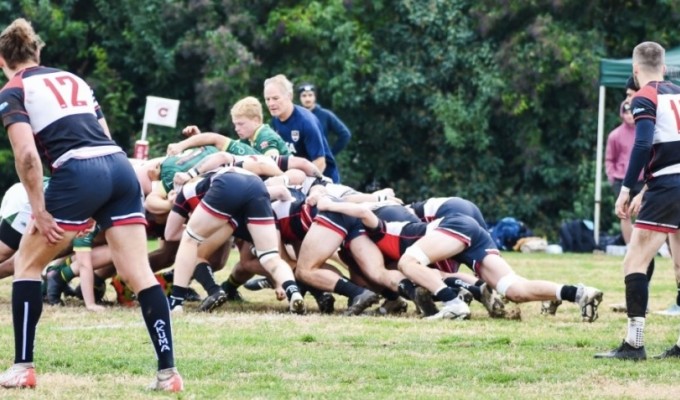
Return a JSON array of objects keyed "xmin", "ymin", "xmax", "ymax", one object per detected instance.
[
  {"xmin": 264, "ymin": 74, "xmax": 340, "ymax": 183},
  {"xmin": 297, "ymin": 82, "xmax": 352, "ymax": 157}
]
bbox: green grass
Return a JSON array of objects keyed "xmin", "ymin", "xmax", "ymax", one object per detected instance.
[{"xmin": 1, "ymin": 252, "xmax": 680, "ymax": 399}]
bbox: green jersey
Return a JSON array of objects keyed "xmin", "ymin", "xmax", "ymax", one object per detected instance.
[
  {"xmin": 226, "ymin": 138, "xmax": 260, "ymax": 156},
  {"xmin": 239, "ymin": 124, "xmax": 290, "ymax": 156},
  {"xmin": 160, "ymin": 145, "xmax": 220, "ymax": 193}
]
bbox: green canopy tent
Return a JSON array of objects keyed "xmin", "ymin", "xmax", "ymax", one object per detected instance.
[{"xmin": 594, "ymin": 47, "xmax": 680, "ymax": 243}]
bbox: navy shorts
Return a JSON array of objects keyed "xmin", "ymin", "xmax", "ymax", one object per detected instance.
[
  {"xmin": 200, "ymin": 172, "xmax": 275, "ymax": 230},
  {"xmin": 433, "ymin": 215, "xmax": 499, "ymax": 274},
  {"xmin": 46, "ymin": 152, "xmax": 146, "ymax": 231},
  {"xmin": 314, "ymin": 210, "xmax": 366, "ymax": 244},
  {"xmin": 635, "ymin": 174, "xmax": 680, "ymax": 233}
]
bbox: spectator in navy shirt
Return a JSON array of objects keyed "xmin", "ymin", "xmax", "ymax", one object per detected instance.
[
  {"xmin": 264, "ymin": 74, "xmax": 340, "ymax": 182},
  {"xmin": 297, "ymin": 82, "xmax": 351, "ymax": 156}
]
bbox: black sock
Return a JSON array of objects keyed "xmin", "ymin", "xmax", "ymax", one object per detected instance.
[
  {"xmin": 381, "ymin": 289, "xmax": 400, "ymax": 301},
  {"xmin": 137, "ymin": 285, "xmax": 175, "ymax": 370},
  {"xmin": 221, "ymin": 276, "xmax": 242, "ymax": 295},
  {"xmin": 676, "ymin": 282, "xmax": 680, "ymax": 307},
  {"xmin": 93, "ymin": 274, "xmax": 106, "ymax": 287},
  {"xmin": 169, "ymin": 285, "xmax": 189, "ymax": 309},
  {"xmin": 282, "ymin": 280, "xmax": 300, "ymax": 301},
  {"xmin": 434, "ymin": 287, "xmax": 456, "ymax": 302},
  {"xmin": 646, "ymin": 258, "xmax": 655, "ymax": 282},
  {"xmin": 625, "ymin": 272, "xmax": 648, "ymax": 318},
  {"xmin": 474, "ymin": 279, "xmax": 485, "ymax": 287},
  {"xmin": 12, "ymin": 280, "xmax": 43, "ymax": 364},
  {"xmin": 559, "ymin": 285, "xmax": 578, "ymax": 302},
  {"xmin": 397, "ymin": 279, "xmax": 417, "ymax": 300},
  {"xmin": 333, "ymin": 278, "xmax": 364, "ymax": 299},
  {"xmin": 193, "ymin": 262, "xmax": 221, "ymax": 296},
  {"xmin": 443, "ymin": 278, "xmax": 482, "ymax": 301}
]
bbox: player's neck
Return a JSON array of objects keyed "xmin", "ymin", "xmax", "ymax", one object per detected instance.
[
  {"xmin": 278, "ymin": 104, "xmax": 294, "ymax": 122},
  {"xmin": 637, "ymin": 72, "xmax": 663, "ymax": 88},
  {"xmin": 5, "ymin": 61, "xmax": 38, "ymax": 78}
]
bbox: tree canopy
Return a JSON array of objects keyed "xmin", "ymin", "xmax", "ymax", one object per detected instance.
[{"xmin": 1, "ymin": 0, "xmax": 679, "ymax": 239}]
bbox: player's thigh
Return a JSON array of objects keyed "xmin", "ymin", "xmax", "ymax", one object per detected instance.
[
  {"xmin": 15, "ymin": 229, "xmax": 76, "ymax": 278},
  {"xmin": 297, "ymin": 223, "xmax": 344, "ymax": 270},
  {"xmin": 410, "ymin": 230, "xmax": 466, "ymax": 263}
]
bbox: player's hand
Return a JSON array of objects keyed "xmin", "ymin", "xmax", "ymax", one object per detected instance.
[
  {"xmin": 173, "ymin": 172, "xmax": 191, "ymax": 188},
  {"xmin": 275, "ymin": 286, "xmax": 286, "ymax": 301},
  {"xmin": 628, "ymin": 192, "xmax": 643, "ymax": 217},
  {"xmin": 31, "ymin": 210, "xmax": 65, "ymax": 245},
  {"xmin": 167, "ymin": 189, "xmax": 178, "ymax": 204},
  {"xmin": 166, "ymin": 143, "xmax": 183, "ymax": 156},
  {"xmin": 86, "ymin": 304, "xmax": 106, "ymax": 312},
  {"xmin": 615, "ymin": 191, "xmax": 630, "ymax": 220},
  {"xmin": 182, "ymin": 125, "xmax": 201, "ymax": 137}
]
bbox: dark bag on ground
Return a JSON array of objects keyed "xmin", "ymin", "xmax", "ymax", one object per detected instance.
[
  {"xmin": 489, "ymin": 217, "xmax": 532, "ymax": 251},
  {"xmin": 559, "ymin": 219, "xmax": 596, "ymax": 253}
]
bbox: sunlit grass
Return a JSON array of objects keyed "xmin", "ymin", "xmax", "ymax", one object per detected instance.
[{"xmin": 0, "ymin": 251, "xmax": 679, "ymax": 399}]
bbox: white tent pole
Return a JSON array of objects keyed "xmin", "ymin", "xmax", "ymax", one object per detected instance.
[{"xmin": 594, "ymin": 85, "xmax": 606, "ymax": 245}]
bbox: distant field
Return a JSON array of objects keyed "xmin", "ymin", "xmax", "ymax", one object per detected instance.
[{"xmin": 0, "ymin": 251, "xmax": 679, "ymax": 399}]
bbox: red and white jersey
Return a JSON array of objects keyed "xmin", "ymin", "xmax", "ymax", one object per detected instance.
[
  {"xmin": 0, "ymin": 66, "xmax": 120, "ymax": 170},
  {"xmin": 632, "ymin": 81, "xmax": 680, "ymax": 178}
]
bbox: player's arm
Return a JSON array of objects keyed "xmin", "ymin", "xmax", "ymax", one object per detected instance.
[
  {"xmin": 241, "ymin": 157, "xmax": 284, "ymax": 177},
  {"xmin": 285, "ymin": 156, "xmax": 324, "ymax": 178},
  {"xmin": 174, "ymin": 152, "xmax": 235, "ymax": 187},
  {"xmin": 167, "ymin": 132, "xmax": 230, "ymax": 155},
  {"xmin": 7, "ymin": 122, "xmax": 64, "ymax": 244},
  {"xmin": 604, "ymin": 135, "xmax": 618, "ymax": 183},
  {"xmin": 144, "ymin": 182, "xmax": 175, "ymax": 215},
  {"xmin": 327, "ymin": 111, "xmax": 352, "ymax": 154},
  {"xmin": 315, "ymin": 197, "xmax": 380, "ymax": 229},
  {"xmin": 301, "ymin": 119, "xmax": 328, "ymax": 172},
  {"xmin": 98, "ymin": 118, "xmax": 112, "ymax": 140}
]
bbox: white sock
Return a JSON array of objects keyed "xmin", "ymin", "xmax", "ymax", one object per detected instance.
[
  {"xmin": 626, "ymin": 317, "xmax": 645, "ymax": 348},
  {"xmin": 555, "ymin": 285, "xmax": 563, "ymax": 301}
]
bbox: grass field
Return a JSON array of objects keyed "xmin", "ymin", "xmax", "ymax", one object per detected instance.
[{"xmin": 1, "ymin": 251, "xmax": 680, "ymax": 399}]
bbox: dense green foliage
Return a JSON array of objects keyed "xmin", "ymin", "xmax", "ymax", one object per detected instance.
[{"xmin": 1, "ymin": 0, "xmax": 679, "ymax": 238}]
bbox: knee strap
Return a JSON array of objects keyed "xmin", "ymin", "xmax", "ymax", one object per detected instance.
[{"xmin": 403, "ymin": 245, "xmax": 431, "ymax": 266}]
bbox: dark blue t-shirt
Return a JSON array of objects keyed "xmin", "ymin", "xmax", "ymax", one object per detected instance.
[{"xmin": 272, "ymin": 105, "xmax": 339, "ymax": 182}]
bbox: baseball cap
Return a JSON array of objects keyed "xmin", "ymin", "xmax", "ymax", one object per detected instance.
[{"xmin": 297, "ymin": 82, "xmax": 316, "ymax": 94}]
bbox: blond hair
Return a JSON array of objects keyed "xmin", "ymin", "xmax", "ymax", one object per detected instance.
[
  {"xmin": 633, "ymin": 41, "xmax": 665, "ymax": 74},
  {"xmin": 230, "ymin": 96, "xmax": 263, "ymax": 122},
  {"xmin": 264, "ymin": 74, "xmax": 294, "ymax": 99},
  {"xmin": 0, "ymin": 18, "xmax": 44, "ymax": 69}
]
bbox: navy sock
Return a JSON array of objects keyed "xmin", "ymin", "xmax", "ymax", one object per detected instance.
[
  {"xmin": 333, "ymin": 278, "xmax": 364, "ymax": 299},
  {"xmin": 193, "ymin": 262, "xmax": 221, "ymax": 296},
  {"xmin": 138, "ymin": 285, "xmax": 175, "ymax": 370},
  {"xmin": 12, "ymin": 280, "xmax": 43, "ymax": 364},
  {"xmin": 646, "ymin": 258, "xmax": 655, "ymax": 282},
  {"xmin": 282, "ymin": 280, "xmax": 300, "ymax": 301},
  {"xmin": 397, "ymin": 279, "xmax": 417, "ymax": 300},
  {"xmin": 560, "ymin": 285, "xmax": 578, "ymax": 302},
  {"xmin": 169, "ymin": 285, "xmax": 189, "ymax": 309},
  {"xmin": 625, "ymin": 272, "xmax": 648, "ymax": 318},
  {"xmin": 443, "ymin": 278, "xmax": 482, "ymax": 301},
  {"xmin": 434, "ymin": 287, "xmax": 456, "ymax": 302},
  {"xmin": 381, "ymin": 289, "xmax": 400, "ymax": 301}
]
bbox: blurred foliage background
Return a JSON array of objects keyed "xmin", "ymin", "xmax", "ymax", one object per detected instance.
[{"xmin": 1, "ymin": 0, "xmax": 679, "ymax": 240}]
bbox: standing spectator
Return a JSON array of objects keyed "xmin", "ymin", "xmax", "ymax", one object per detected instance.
[
  {"xmin": 0, "ymin": 19, "xmax": 182, "ymax": 391},
  {"xmin": 297, "ymin": 82, "xmax": 352, "ymax": 156},
  {"xmin": 605, "ymin": 101, "xmax": 643, "ymax": 245},
  {"xmin": 264, "ymin": 74, "xmax": 340, "ymax": 182},
  {"xmin": 595, "ymin": 41, "xmax": 680, "ymax": 360}
]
